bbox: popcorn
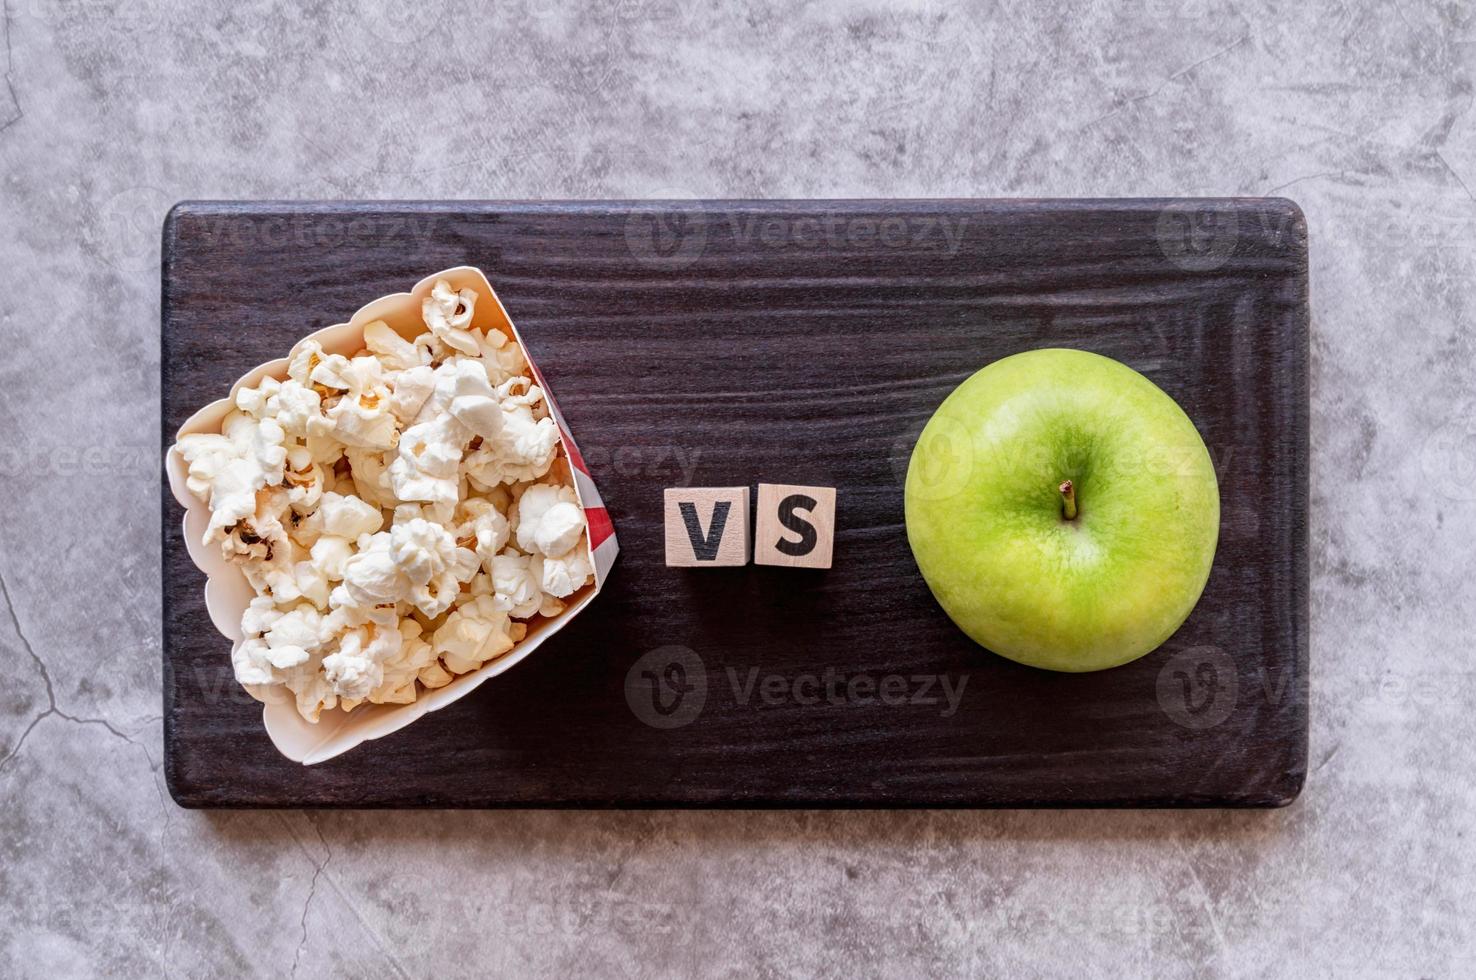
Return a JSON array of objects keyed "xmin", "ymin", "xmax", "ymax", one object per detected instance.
[
  {"xmin": 513, "ymin": 483, "xmax": 594, "ymax": 598},
  {"xmin": 268, "ymin": 380, "xmax": 323, "ymax": 437},
  {"xmin": 291, "ymin": 559, "xmax": 332, "ymax": 610},
  {"xmin": 540, "ymin": 547, "xmax": 594, "ymax": 599},
  {"xmin": 283, "ymin": 446, "xmax": 324, "ymax": 515},
  {"xmin": 372, "ymin": 620, "xmax": 437, "ymax": 705},
  {"xmin": 322, "ymin": 622, "xmax": 401, "ymax": 701},
  {"xmin": 422, "ymin": 279, "xmax": 481, "ymax": 355},
  {"xmin": 322, "ymin": 356, "xmax": 398, "ymax": 449},
  {"xmin": 235, "ymin": 598, "xmax": 320, "ymax": 687},
  {"xmin": 309, "ymin": 535, "xmax": 354, "ymax": 580},
  {"xmin": 316, "ymin": 491, "xmax": 384, "ymax": 539},
  {"xmin": 457, "ymin": 497, "xmax": 510, "ymax": 562},
  {"xmin": 476, "ymin": 327, "xmax": 527, "ymax": 384},
  {"xmin": 515, "ymin": 483, "xmax": 586, "ymax": 559},
  {"xmin": 287, "ymin": 340, "xmax": 326, "ymax": 386},
  {"xmin": 433, "ymin": 595, "xmax": 516, "ymax": 674},
  {"xmin": 440, "ymin": 358, "xmax": 505, "ymax": 440},
  {"xmin": 336, "ymin": 519, "xmax": 478, "ymax": 617},
  {"xmin": 487, "ymin": 550, "xmax": 542, "ymax": 618},
  {"xmin": 235, "ymin": 377, "xmax": 279, "ymax": 419},
  {"xmin": 343, "ymin": 448, "xmax": 398, "ymax": 509},
  {"xmin": 176, "ymin": 410, "xmax": 287, "ymax": 544},
  {"xmin": 389, "ymin": 413, "xmax": 470, "ymax": 510},
  {"xmin": 290, "ymin": 671, "xmax": 338, "ymax": 724},
  {"xmin": 386, "ymin": 358, "xmax": 505, "ymax": 505},
  {"xmin": 233, "ymin": 637, "xmax": 281, "ymax": 688},
  {"xmin": 263, "ymin": 604, "xmax": 325, "ymax": 668},
  {"xmin": 463, "ymin": 379, "xmax": 562, "ymax": 487},
  {"xmin": 172, "ymin": 277, "xmax": 596, "ymax": 724},
  {"xmin": 241, "ymin": 595, "xmax": 284, "ymax": 636},
  {"xmin": 363, "ymin": 319, "xmax": 422, "ymax": 371},
  {"xmin": 389, "ymin": 365, "xmax": 435, "ymax": 422}
]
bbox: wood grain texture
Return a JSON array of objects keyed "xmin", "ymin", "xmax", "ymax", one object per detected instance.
[{"xmin": 162, "ymin": 199, "xmax": 1309, "ymax": 808}]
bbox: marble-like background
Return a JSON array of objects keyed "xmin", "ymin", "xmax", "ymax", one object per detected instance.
[{"xmin": 1, "ymin": 1, "xmax": 1472, "ymax": 976}]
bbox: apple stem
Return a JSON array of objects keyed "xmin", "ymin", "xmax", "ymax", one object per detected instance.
[{"xmin": 1059, "ymin": 480, "xmax": 1078, "ymax": 521}]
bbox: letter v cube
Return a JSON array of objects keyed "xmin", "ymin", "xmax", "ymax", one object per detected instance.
[{"xmin": 664, "ymin": 487, "xmax": 751, "ymax": 566}]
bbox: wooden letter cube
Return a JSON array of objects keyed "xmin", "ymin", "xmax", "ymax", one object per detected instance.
[
  {"xmin": 754, "ymin": 484, "xmax": 836, "ymax": 569},
  {"xmin": 664, "ymin": 487, "xmax": 750, "ymax": 567}
]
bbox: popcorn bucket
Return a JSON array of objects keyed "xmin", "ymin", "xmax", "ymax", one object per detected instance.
[{"xmin": 165, "ymin": 267, "xmax": 618, "ymax": 764}]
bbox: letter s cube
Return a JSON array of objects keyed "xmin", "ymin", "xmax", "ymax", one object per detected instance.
[{"xmin": 754, "ymin": 484, "xmax": 836, "ymax": 569}]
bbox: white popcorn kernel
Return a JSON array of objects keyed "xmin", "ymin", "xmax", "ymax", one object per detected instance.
[
  {"xmin": 462, "ymin": 379, "xmax": 562, "ymax": 487},
  {"xmin": 235, "ymin": 377, "xmax": 281, "ymax": 419},
  {"xmin": 344, "ymin": 448, "xmax": 398, "ymax": 509},
  {"xmin": 457, "ymin": 497, "xmax": 510, "ymax": 562},
  {"xmin": 363, "ymin": 319, "xmax": 422, "ymax": 371},
  {"xmin": 232, "ymin": 637, "xmax": 282, "ymax": 687},
  {"xmin": 322, "ymin": 621, "xmax": 401, "ymax": 701},
  {"xmin": 422, "ymin": 279, "xmax": 480, "ymax": 355},
  {"xmin": 389, "ymin": 519, "xmax": 447, "ymax": 584},
  {"xmin": 476, "ymin": 328, "xmax": 527, "ymax": 385},
  {"xmin": 389, "ymin": 519, "xmax": 480, "ymax": 618},
  {"xmin": 292, "ymin": 560, "xmax": 332, "ymax": 610},
  {"xmin": 306, "ymin": 431, "xmax": 346, "ymax": 468},
  {"xmin": 244, "ymin": 553, "xmax": 306, "ymax": 605},
  {"xmin": 309, "ymin": 535, "xmax": 354, "ymax": 580},
  {"xmin": 390, "ymin": 364, "xmax": 436, "ymax": 421},
  {"xmin": 289, "ymin": 671, "xmax": 338, "ymax": 723},
  {"xmin": 433, "ymin": 595, "xmax": 515, "ymax": 674},
  {"xmin": 539, "ymin": 546, "xmax": 594, "ymax": 599},
  {"xmin": 438, "ymin": 357, "xmax": 504, "ymax": 441},
  {"xmin": 514, "ymin": 483, "xmax": 586, "ymax": 558},
  {"xmin": 331, "ymin": 402, "xmax": 397, "ymax": 449},
  {"xmin": 418, "ymin": 660, "xmax": 454, "ymax": 689},
  {"xmin": 308, "ymin": 352, "xmax": 355, "ymax": 390},
  {"xmin": 389, "ymin": 413, "xmax": 470, "ymax": 509},
  {"xmin": 241, "ymin": 595, "xmax": 284, "ymax": 637},
  {"xmin": 413, "ymin": 330, "xmax": 449, "ymax": 366},
  {"xmin": 317, "ymin": 491, "xmax": 384, "ymax": 539},
  {"xmin": 287, "ymin": 340, "xmax": 325, "ymax": 386},
  {"xmin": 370, "ymin": 620, "xmax": 439, "ymax": 704},
  {"xmin": 176, "ymin": 411, "xmax": 287, "ymax": 544},
  {"xmin": 283, "ymin": 446, "xmax": 324, "ymax": 515},
  {"xmin": 338, "ymin": 533, "xmax": 404, "ymax": 607},
  {"xmin": 323, "ymin": 356, "xmax": 397, "ymax": 449},
  {"xmin": 264, "ymin": 603, "xmax": 324, "ymax": 663},
  {"xmin": 337, "ymin": 520, "xmax": 477, "ymax": 618},
  {"xmin": 391, "ymin": 502, "xmax": 425, "ymax": 525},
  {"xmin": 266, "ymin": 644, "xmax": 310, "ymax": 671},
  {"xmin": 323, "ymin": 596, "xmax": 399, "ymax": 635},
  {"xmin": 370, "ymin": 682, "xmax": 417, "ymax": 705},
  {"xmin": 268, "ymin": 380, "xmax": 323, "ymax": 437},
  {"xmin": 489, "ymin": 549, "xmax": 543, "ymax": 618},
  {"xmin": 224, "ymin": 490, "xmax": 299, "ymax": 600}
]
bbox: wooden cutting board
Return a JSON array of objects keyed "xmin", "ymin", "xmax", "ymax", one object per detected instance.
[{"xmin": 161, "ymin": 199, "xmax": 1309, "ymax": 808}]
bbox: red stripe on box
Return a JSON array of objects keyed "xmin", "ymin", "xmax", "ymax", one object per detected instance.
[
  {"xmin": 561, "ymin": 424, "xmax": 589, "ymax": 476},
  {"xmin": 584, "ymin": 506, "xmax": 614, "ymax": 550}
]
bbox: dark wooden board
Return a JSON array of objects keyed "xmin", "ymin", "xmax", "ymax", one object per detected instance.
[{"xmin": 162, "ymin": 200, "xmax": 1309, "ymax": 808}]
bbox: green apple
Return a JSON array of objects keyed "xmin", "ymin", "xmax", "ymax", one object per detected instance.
[{"xmin": 905, "ymin": 348, "xmax": 1219, "ymax": 672}]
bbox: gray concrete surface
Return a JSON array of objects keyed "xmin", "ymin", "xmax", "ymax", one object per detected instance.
[{"xmin": 1, "ymin": 0, "xmax": 1472, "ymax": 976}]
